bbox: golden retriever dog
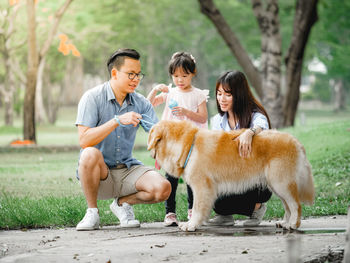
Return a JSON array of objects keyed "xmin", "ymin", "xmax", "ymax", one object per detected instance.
[{"xmin": 147, "ymin": 120, "xmax": 314, "ymax": 232}]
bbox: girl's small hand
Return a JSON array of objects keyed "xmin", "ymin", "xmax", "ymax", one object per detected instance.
[
  {"xmin": 172, "ymin": 106, "xmax": 187, "ymax": 117},
  {"xmin": 237, "ymin": 130, "xmax": 253, "ymax": 158},
  {"xmin": 154, "ymin": 84, "xmax": 169, "ymax": 93}
]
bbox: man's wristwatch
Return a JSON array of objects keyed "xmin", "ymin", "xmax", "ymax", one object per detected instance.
[
  {"xmin": 114, "ymin": 115, "xmax": 122, "ymax": 126},
  {"xmin": 249, "ymin": 127, "xmax": 257, "ymax": 135}
]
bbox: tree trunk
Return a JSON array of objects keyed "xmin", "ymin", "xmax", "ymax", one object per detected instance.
[
  {"xmin": 0, "ymin": 3, "xmax": 21, "ymax": 126},
  {"xmin": 198, "ymin": 0, "xmax": 319, "ymax": 128},
  {"xmin": 35, "ymin": 0, "xmax": 75, "ymax": 122},
  {"xmin": 47, "ymin": 83, "xmax": 62, "ymax": 124},
  {"xmin": 22, "ymin": 0, "xmax": 74, "ymax": 140},
  {"xmin": 35, "ymin": 56, "xmax": 47, "ymax": 123},
  {"xmin": 3, "ymin": 52, "xmax": 15, "ymax": 126},
  {"xmin": 3, "ymin": 92, "xmax": 14, "ymax": 126},
  {"xmin": 283, "ymin": 0, "xmax": 318, "ymax": 126},
  {"xmin": 61, "ymin": 56, "xmax": 84, "ymax": 106},
  {"xmin": 333, "ymin": 79, "xmax": 346, "ymax": 111},
  {"xmin": 23, "ymin": 0, "xmax": 38, "ymax": 142},
  {"xmin": 198, "ymin": 0, "xmax": 263, "ymax": 99},
  {"xmin": 252, "ymin": 0, "xmax": 284, "ymax": 128}
]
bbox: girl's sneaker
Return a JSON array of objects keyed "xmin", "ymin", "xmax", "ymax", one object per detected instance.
[
  {"xmin": 187, "ymin": 209, "xmax": 192, "ymax": 220},
  {"xmin": 163, "ymin": 212, "xmax": 178, "ymax": 226}
]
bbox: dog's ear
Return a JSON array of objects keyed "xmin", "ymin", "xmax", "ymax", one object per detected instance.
[{"xmin": 147, "ymin": 124, "xmax": 163, "ymax": 150}]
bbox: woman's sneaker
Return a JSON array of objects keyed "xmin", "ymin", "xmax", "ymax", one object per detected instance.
[
  {"xmin": 163, "ymin": 212, "xmax": 178, "ymax": 226},
  {"xmin": 110, "ymin": 199, "xmax": 140, "ymax": 228},
  {"xmin": 243, "ymin": 203, "xmax": 267, "ymax": 227},
  {"xmin": 204, "ymin": 214, "xmax": 235, "ymax": 226},
  {"xmin": 76, "ymin": 208, "xmax": 100, "ymax": 231}
]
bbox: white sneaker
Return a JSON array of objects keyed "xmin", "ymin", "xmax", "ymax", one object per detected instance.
[
  {"xmin": 243, "ymin": 203, "xmax": 267, "ymax": 227},
  {"xmin": 110, "ymin": 199, "xmax": 140, "ymax": 228},
  {"xmin": 163, "ymin": 212, "xmax": 178, "ymax": 227},
  {"xmin": 76, "ymin": 208, "xmax": 100, "ymax": 231},
  {"xmin": 204, "ymin": 214, "xmax": 234, "ymax": 226}
]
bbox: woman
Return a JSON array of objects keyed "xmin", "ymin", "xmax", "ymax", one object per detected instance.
[{"xmin": 208, "ymin": 70, "xmax": 272, "ymax": 227}]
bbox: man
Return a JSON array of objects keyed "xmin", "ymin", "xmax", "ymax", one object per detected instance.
[{"xmin": 75, "ymin": 48, "xmax": 171, "ymax": 231}]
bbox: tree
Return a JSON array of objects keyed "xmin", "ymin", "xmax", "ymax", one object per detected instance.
[
  {"xmin": 198, "ymin": 0, "xmax": 318, "ymax": 128},
  {"xmin": 23, "ymin": 0, "xmax": 38, "ymax": 141},
  {"xmin": 0, "ymin": 2, "xmax": 25, "ymax": 126},
  {"xmin": 23, "ymin": 0, "xmax": 74, "ymax": 142},
  {"xmin": 309, "ymin": 0, "xmax": 350, "ymax": 111}
]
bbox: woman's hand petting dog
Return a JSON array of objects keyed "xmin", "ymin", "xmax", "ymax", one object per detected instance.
[{"xmin": 236, "ymin": 130, "xmax": 254, "ymax": 158}]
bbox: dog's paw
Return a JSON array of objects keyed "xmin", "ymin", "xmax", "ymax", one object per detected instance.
[
  {"xmin": 179, "ymin": 222, "xmax": 196, "ymax": 232},
  {"xmin": 275, "ymin": 221, "xmax": 286, "ymax": 228},
  {"xmin": 287, "ymin": 223, "xmax": 298, "ymax": 230},
  {"xmin": 276, "ymin": 221, "xmax": 298, "ymax": 230}
]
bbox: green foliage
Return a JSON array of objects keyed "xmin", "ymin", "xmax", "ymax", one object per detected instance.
[
  {"xmin": 307, "ymin": 0, "xmax": 350, "ymax": 90},
  {"xmin": 301, "ymin": 74, "xmax": 332, "ymax": 102},
  {"xmin": 2, "ymin": 0, "xmax": 349, "ymax": 119},
  {"xmin": 313, "ymin": 74, "xmax": 332, "ymax": 102}
]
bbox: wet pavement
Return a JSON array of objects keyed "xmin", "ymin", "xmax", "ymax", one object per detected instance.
[{"xmin": 0, "ymin": 216, "xmax": 348, "ymax": 262}]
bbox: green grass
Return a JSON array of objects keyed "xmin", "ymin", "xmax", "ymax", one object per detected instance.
[{"xmin": 0, "ymin": 107, "xmax": 349, "ymax": 229}]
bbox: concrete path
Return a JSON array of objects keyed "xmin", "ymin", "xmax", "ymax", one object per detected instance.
[{"xmin": 0, "ymin": 216, "xmax": 348, "ymax": 263}]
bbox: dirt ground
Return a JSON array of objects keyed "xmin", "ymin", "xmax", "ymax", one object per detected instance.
[{"xmin": 0, "ymin": 216, "xmax": 348, "ymax": 263}]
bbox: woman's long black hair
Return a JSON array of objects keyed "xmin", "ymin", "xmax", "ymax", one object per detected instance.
[{"xmin": 216, "ymin": 70, "xmax": 271, "ymax": 129}]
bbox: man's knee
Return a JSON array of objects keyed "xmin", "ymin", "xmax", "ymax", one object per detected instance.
[
  {"xmin": 153, "ymin": 178, "xmax": 171, "ymax": 202},
  {"xmin": 79, "ymin": 147, "xmax": 102, "ymax": 169},
  {"xmin": 78, "ymin": 147, "xmax": 106, "ymax": 181},
  {"xmin": 140, "ymin": 171, "xmax": 171, "ymax": 202}
]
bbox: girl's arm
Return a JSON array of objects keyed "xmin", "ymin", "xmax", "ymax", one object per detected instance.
[
  {"xmin": 147, "ymin": 84, "xmax": 168, "ymax": 106},
  {"xmin": 173, "ymin": 100, "xmax": 208, "ymax": 123}
]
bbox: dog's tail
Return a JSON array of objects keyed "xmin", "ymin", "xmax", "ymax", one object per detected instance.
[{"xmin": 296, "ymin": 144, "xmax": 315, "ymax": 205}]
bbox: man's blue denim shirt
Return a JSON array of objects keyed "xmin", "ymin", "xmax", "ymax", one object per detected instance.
[{"xmin": 75, "ymin": 81, "xmax": 158, "ymax": 169}]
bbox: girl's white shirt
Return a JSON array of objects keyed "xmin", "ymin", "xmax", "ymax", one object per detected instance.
[{"xmin": 159, "ymin": 86, "xmax": 209, "ymax": 129}]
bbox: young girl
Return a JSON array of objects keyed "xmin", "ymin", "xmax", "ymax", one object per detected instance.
[{"xmin": 147, "ymin": 51, "xmax": 209, "ymax": 226}]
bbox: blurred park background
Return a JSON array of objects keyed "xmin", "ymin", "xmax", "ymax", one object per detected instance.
[
  {"xmin": 0, "ymin": 0, "xmax": 349, "ymax": 229},
  {"xmin": 0, "ymin": 0, "xmax": 349, "ymax": 138}
]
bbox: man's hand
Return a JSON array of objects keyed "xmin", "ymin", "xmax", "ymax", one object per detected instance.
[{"xmin": 118, "ymin": 112, "xmax": 142, "ymax": 127}]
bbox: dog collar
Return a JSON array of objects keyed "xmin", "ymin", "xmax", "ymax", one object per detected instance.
[{"xmin": 183, "ymin": 136, "xmax": 195, "ymax": 169}]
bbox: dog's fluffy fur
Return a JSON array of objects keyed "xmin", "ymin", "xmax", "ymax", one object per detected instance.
[{"xmin": 147, "ymin": 120, "xmax": 315, "ymax": 232}]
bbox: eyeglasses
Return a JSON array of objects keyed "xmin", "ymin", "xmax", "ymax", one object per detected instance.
[{"xmin": 120, "ymin": 71, "xmax": 145, "ymax": 80}]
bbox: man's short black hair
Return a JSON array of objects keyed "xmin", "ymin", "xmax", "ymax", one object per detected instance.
[{"xmin": 107, "ymin": 48, "xmax": 140, "ymax": 76}]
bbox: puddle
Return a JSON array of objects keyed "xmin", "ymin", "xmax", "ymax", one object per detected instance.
[
  {"xmin": 296, "ymin": 228, "xmax": 346, "ymax": 235},
  {"xmin": 166, "ymin": 226, "xmax": 346, "ymax": 237}
]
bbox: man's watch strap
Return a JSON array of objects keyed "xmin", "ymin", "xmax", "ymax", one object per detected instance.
[{"xmin": 114, "ymin": 115, "xmax": 127, "ymax": 127}]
